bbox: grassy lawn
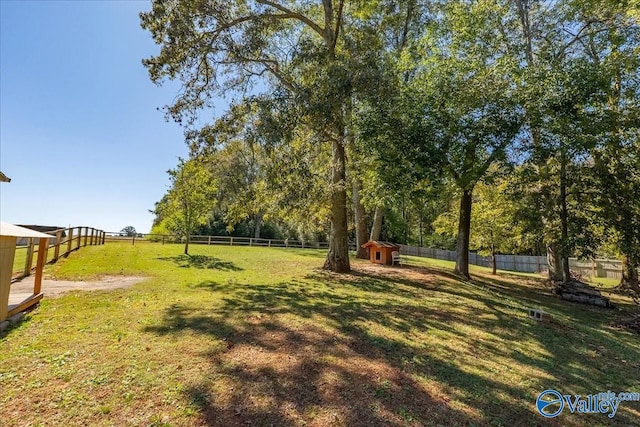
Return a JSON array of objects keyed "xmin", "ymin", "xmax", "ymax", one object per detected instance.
[{"xmin": 1, "ymin": 243, "xmax": 639, "ymax": 426}]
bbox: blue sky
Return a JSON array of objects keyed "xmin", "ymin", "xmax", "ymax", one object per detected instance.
[{"xmin": 0, "ymin": 0, "xmax": 212, "ymax": 233}]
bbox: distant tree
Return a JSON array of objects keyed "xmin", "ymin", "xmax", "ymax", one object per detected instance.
[
  {"xmin": 120, "ymin": 226, "xmax": 137, "ymax": 237},
  {"xmin": 435, "ymin": 178, "xmax": 522, "ymax": 275},
  {"xmin": 188, "ymin": 98, "xmax": 332, "ymax": 243},
  {"xmin": 155, "ymin": 158, "xmax": 217, "ymax": 255}
]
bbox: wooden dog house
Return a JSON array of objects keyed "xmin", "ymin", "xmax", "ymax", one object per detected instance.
[
  {"xmin": 1, "ymin": 222, "xmax": 54, "ymax": 322},
  {"xmin": 361, "ymin": 240, "xmax": 400, "ymax": 266}
]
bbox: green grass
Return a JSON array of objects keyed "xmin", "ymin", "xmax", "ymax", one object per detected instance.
[
  {"xmin": 2, "ymin": 243, "xmax": 639, "ymax": 426},
  {"xmin": 11, "ymin": 239, "xmax": 88, "ymax": 276},
  {"xmin": 11, "ymin": 246, "xmax": 29, "ymax": 275},
  {"xmin": 591, "ymin": 277, "xmax": 622, "ymax": 288}
]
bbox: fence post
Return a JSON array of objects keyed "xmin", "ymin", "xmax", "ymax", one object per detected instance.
[
  {"xmin": 76, "ymin": 227, "xmax": 81, "ymax": 249},
  {"xmin": 83, "ymin": 227, "xmax": 88, "ymax": 247},
  {"xmin": 24, "ymin": 238, "xmax": 35, "ymax": 275},
  {"xmin": 230, "ymin": 237, "xmax": 233, "ymax": 246},
  {"xmin": 268, "ymin": 239, "xmax": 271, "ymax": 247},
  {"xmin": 132, "ymin": 234, "xmax": 136, "ymax": 245},
  {"xmin": 592, "ymin": 258, "xmax": 597, "ymax": 278},
  {"xmin": 66, "ymin": 228, "xmax": 74, "ymax": 255},
  {"xmin": 208, "ymin": 236, "xmax": 211, "ymax": 245},
  {"xmin": 249, "ymin": 238, "xmax": 253, "ymax": 246},
  {"xmin": 33, "ymin": 238, "xmax": 48, "ymax": 294},
  {"xmin": 53, "ymin": 230, "xmax": 62, "ymax": 261}
]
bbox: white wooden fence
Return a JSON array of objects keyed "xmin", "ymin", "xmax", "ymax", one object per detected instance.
[
  {"xmin": 104, "ymin": 233, "xmax": 329, "ymax": 249},
  {"xmin": 398, "ymin": 245, "xmax": 623, "ymax": 279}
]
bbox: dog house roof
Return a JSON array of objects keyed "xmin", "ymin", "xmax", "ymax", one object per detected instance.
[{"xmin": 361, "ymin": 240, "xmax": 399, "ymax": 249}]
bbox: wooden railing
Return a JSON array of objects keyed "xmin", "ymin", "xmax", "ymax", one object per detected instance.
[{"xmin": 12, "ymin": 226, "xmax": 106, "ymax": 280}]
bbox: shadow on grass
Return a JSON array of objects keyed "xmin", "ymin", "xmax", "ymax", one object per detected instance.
[
  {"xmin": 0, "ymin": 311, "xmax": 33, "ymax": 339},
  {"xmin": 156, "ymin": 254, "xmax": 243, "ymax": 271},
  {"xmin": 144, "ymin": 265, "xmax": 640, "ymax": 426},
  {"xmin": 146, "ymin": 303, "xmax": 524, "ymax": 426}
]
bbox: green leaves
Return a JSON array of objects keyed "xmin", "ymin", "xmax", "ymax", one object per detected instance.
[{"xmin": 158, "ymin": 158, "xmax": 217, "ymax": 240}]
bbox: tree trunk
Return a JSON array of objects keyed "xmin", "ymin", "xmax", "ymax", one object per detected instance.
[
  {"xmin": 517, "ymin": 0, "xmax": 569, "ymax": 282},
  {"xmin": 515, "ymin": 0, "xmax": 534, "ymax": 65},
  {"xmin": 454, "ymin": 189, "xmax": 473, "ymax": 278},
  {"xmin": 621, "ymin": 254, "xmax": 640, "ymax": 294},
  {"xmin": 369, "ymin": 206, "xmax": 384, "ymax": 241},
  {"xmin": 352, "ymin": 179, "xmax": 369, "ymax": 259},
  {"xmin": 559, "ymin": 153, "xmax": 571, "ymax": 283},
  {"xmin": 324, "ymin": 139, "xmax": 350, "ymax": 273},
  {"xmin": 254, "ymin": 212, "xmax": 263, "ymax": 239},
  {"xmin": 184, "ymin": 233, "xmax": 190, "ymax": 255},
  {"xmin": 491, "ymin": 243, "xmax": 497, "ymax": 275},
  {"xmin": 401, "ymin": 196, "xmax": 408, "ymax": 244},
  {"xmin": 547, "ymin": 244, "xmax": 564, "ymax": 281}
]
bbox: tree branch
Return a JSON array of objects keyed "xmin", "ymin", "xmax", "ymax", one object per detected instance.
[
  {"xmin": 332, "ymin": 0, "xmax": 345, "ymax": 52},
  {"xmin": 219, "ymin": 54, "xmax": 297, "ymax": 92},
  {"xmin": 555, "ymin": 22, "xmax": 594, "ymax": 61},
  {"xmin": 256, "ymin": 0, "xmax": 326, "ymax": 39},
  {"xmin": 208, "ymin": 12, "xmax": 319, "ymax": 39}
]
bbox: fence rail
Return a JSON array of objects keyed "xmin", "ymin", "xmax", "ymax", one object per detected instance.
[
  {"xmin": 398, "ymin": 244, "xmax": 624, "ymax": 279},
  {"xmin": 103, "ymin": 233, "xmax": 330, "ymax": 250},
  {"xmin": 12, "ymin": 226, "xmax": 106, "ymax": 280}
]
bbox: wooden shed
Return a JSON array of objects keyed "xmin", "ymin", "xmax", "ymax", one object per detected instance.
[
  {"xmin": 361, "ymin": 240, "xmax": 400, "ymax": 266},
  {"xmin": 1, "ymin": 222, "xmax": 54, "ymax": 322}
]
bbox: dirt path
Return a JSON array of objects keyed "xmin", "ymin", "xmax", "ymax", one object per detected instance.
[{"xmin": 8, "ymin": 276, "xmax": 146, "ymax": 305}]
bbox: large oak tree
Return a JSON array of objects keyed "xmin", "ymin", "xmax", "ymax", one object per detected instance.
[{"xmin": 141, "ymin": 0, "xmax": 355, "ymax": 272}]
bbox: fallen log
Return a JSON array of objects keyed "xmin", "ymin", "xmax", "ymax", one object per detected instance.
[{"xmin": 554, "ymin": 280, "xmax": 612, "ymax": 308}]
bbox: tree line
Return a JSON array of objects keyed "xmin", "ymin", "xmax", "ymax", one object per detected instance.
[{"xmin": 142, "ymin": 0, "xmax": 639, "ymax": 294}]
